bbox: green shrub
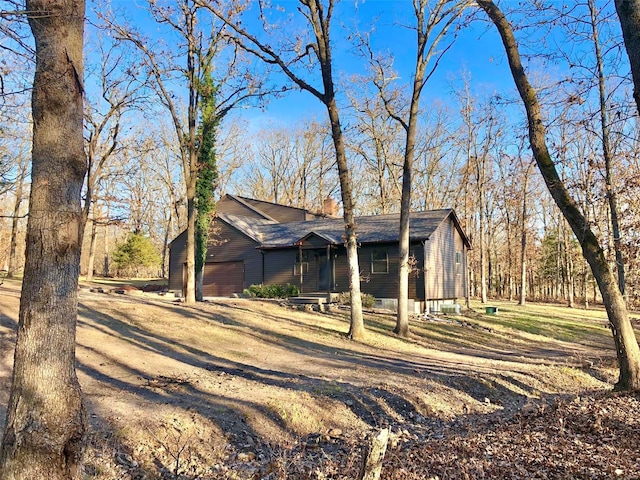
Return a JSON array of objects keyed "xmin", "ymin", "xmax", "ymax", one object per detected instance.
[
  {"xmin": 243, "ymin": 283, "xmax": 300, "ymax": 299},
  {"xmin": 112, "ymin": 232, "xmax": 161, "ymax": 277},
  {"xmin": 337, "ymin": 291, "xmax": 376, "ymax": 308}
]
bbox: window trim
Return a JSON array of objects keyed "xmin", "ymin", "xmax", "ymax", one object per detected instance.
[
  {"xmin": 371, "ymin": 248, "xmax": 389, "ymax": 274},
  {"xmin": 294, "ymin": 250, "xmax": 310, "ymax": 275}
]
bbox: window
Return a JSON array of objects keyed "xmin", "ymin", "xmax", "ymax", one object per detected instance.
[
  {"xmin": 455, "ymin": 251, "xmax": 462, "ymax": 275},
  {"xmin": 294, "ymin": 250, "xmax": 309, "ymax": 275},
  {"xmin": 371, "ymin": 248, "xmax": 389, "ymax": 274}
]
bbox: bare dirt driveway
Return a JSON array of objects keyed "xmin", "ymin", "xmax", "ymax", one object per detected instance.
[{"xmin": 0, "ymin": 278, "xmax": 634, "ymax": 479}]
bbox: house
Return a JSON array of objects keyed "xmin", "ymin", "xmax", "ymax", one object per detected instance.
[{"xmin": 168, "ymin": 194, "xmax": 471, "ymax": 312}]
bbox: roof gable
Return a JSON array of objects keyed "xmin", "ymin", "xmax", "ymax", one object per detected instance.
[{"xmin": 227, "ymin": 194, "xmax": 324, "ymax": 223}]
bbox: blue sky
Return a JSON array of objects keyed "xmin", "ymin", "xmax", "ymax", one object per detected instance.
[
  {"xmin": 94, "ymin": 0, "xmax": 626, "ymax": 138},
  {"xmin": 98, "ymin": 0, "xmax": 520, "ymax": 128},
  {"xmin": 235, "ymin": 0, "xmax": 516, "ymax": 126}
]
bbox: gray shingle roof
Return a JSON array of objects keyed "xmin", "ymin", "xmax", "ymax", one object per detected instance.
[{"xmin": 220, "ymin": 209, "xmax": 467, "ymax": 249}]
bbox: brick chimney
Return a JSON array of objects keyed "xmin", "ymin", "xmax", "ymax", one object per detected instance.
[{"xmin": 323, "ymin": 196, "xmax": 340, "ymax": 217}]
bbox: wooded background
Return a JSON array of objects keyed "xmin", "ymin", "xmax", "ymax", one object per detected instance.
[{"xmin": 1, "ymin": 0, "xmax": 638, "ymax": 308}]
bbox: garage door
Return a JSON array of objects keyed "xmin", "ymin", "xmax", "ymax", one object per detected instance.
[{"xmin": 203, "ymin": 261, "xmax": 244, "ymax": 297}]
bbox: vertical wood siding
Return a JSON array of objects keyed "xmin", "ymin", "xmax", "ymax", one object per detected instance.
[
  {"xmin": 168, "ymin": 231, "xmax": 187, "ymax": 291},
  {"xmin": 263, "ymin": 249, "xmax": 298, "ymax": 287},
  {"xmin": 207, "ymin": 220, "xmax": 262, "ymax": 288},
  {"xmin": 424, "ymin": 217, "xmax": 465, "ymax": 300}
]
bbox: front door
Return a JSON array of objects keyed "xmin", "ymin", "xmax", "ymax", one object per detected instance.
[{"xmin": 318, "ymin": 251, "xmax": 331, "ymax": 291}]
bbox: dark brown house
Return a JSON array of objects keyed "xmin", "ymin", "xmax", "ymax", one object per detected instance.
[{"xmin": 168, "ymin": 194, "xmax": 471, "ymax": 312}]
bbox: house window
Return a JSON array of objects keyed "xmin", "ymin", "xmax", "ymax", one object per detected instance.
[
  {"xmin": 371, "ymin": 248, "xmax": 389, "ymax": 274},
  {"xmin": 294, "ymin": 250, "xmax": 309, "ymax": 275},
  {"xmin": 455, "ymin": 251, "xmax": 462, "ymax": 275}
]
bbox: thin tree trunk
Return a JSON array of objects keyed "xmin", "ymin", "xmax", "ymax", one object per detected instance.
[
  {"xmin": 0, "ymin": 0, "xmax": 87, "ymax": 477},
  {"xmin": 615, "ymin": 0, "xmax": 640, "ymax": 114},
  {"xmin": 564, "ymin": 220, "xmax": 575, "ymax": 308},
  {"xmin": 590, "ymin": 0, "xmax": 625, "ymax": 296},
  {"xmin": 184, "ymin": 189, "xmax": 196, "ymax": 303},
  {"xmin": 479, "ymin": 200, "xmax": 487, "ymax": 303},
  {"xmin": 86, "ymin": 218, "xmax": 97, "ymax": 281},
  {"xmin": 7, "ymin": 160, "xmax": 26, "ymax": 278},
  {"xmin": 479, "ymin": 0, "xmax": 640, "ymax": 390},
  {"xmin": 162, "ymin": 209, "xmax": 173, "ymax": 279},
  {"xmin": 519, "ymin": 227, "xmax": 527, "ymax": 306},
  {"xmin": 103, "ymin": 206, "xmax": 110, "ymax": 277},
  {"xmin": 518, "ymin": 161, "xmax": 531, "ymax": 306}
]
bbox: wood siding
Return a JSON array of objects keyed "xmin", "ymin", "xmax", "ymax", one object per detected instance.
[
  {"xmin": 168, "ymin": 230, "xmax": 187, "ymax": 291},
  {"xmin": 314, "ymin": 243, "xmax": 423, "ymax": 300},
  {"xmin": 169, "ymin": 199, "xmax": 468, "ymax": 303},
  {"xmin": 423, "ymin": 217, "xmax": 466, "ymax": 300},
  {"xmin": 263, "ymin": 249, "xmax": 298, "ymax": 287},
  {"xmin": 168, "ymin": 219, "xmax": 263, "ymax": 294}
]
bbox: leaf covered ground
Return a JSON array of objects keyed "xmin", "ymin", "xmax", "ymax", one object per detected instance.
[{"xmin": 0, "ymin": 279, "xmax": 636, "ymax": 479}]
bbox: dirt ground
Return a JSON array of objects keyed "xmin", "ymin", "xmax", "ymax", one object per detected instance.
[{"xmin": 0, "ymin": 279, "xmax": 633, "ymax": 479}]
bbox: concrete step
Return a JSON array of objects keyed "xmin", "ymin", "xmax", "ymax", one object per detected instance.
[{"xmin": 290, "ymin": 296, "xmax": 328, "ymax": 305}]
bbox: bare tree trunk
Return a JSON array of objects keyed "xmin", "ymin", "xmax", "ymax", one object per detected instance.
[
  {"xmin": 518, "ymin": 161, "xmax": 531, "ymax": 306},
  {"xmin": 479, "ymin": 197, "xmax": 488, "ymax": 303},
  {"xmin": 324, "ymin": 100, "xmax": 364, "ymax": 339},
  {"xmin": 563, "ymin": 220, "xmax": 575, "ymax": 308},
  {"xmin": 519, "ymin": 227, "xmax": 527, "ymax": 306},
  {"xmin": 615, "ymin": 0, "xmax": 640, "ymax": 114},
  {"xmin": 590, "ymin": 0, "xmax": 625, "ymax": 296},
  {"xmin": 0, "ymin": 0, "xmax": 87, "ymax": 476},
  {"xmin": 103, "ymin": 206, "xmax": 110, "ymax": 277},
  {"xmin": 7, "ymin": 155, "xmax": 27, "ymax": 278},
  {"xmin": 185, "ymin": 189, "xmax": 197, "ymax": 303},
  {"xmin": 479, "ymin": 0, "xmax": 640, "ymax": 391},
  {"xmin": 86, "ymin": 218, "xmax": 97, "ymax": 281}
]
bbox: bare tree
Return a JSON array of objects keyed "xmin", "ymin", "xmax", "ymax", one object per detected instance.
[
  {"xmin": 82, "ymin": 33, "xmax": 145, "ymax": 280},
  {"xmin": 360, "ymin": 0, "xmax": 468, "ymax": 335},
  {"xmin": 478, "ymin": 0, "xmax": 640, "ymax": 391},
  {"xmin": 615, "ymin": 0, "xmax": 640, "ymax": 114},
  {"xmin": 205, "ymin": 0, "xmax": 366, "ymax": 338},
  {"xmin": 346, "ymin": 90, "xmax": 403, "ymax": 215},
  {"xmin": 0, "ymin": 0, "xmax": 87, "ymax": 476},
  {"xmin": 106, "ymin": 0, "xmax": 263, "ymax": 303}
]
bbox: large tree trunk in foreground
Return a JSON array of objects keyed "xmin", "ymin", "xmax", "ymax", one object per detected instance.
[
  {"xmin": 325, "ymin": 100, "xmax": 364, "ymax": 340},
  {"xmin": 615, "ymin": 0, "xmax": 640, "ymax": 114},
  {"xmin": 478, "ymin": 0, "xmax": 640, "ymax": 391},
  {"xmin": 0, "ymin": 0, "xmax": 88, "ymax": 477}
]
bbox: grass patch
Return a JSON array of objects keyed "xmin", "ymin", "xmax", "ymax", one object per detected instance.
[{"xmin": 468, "ymin": 301, "xmax": 611, "ymax": 343}]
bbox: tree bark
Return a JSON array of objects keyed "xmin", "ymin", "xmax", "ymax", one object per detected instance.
[
  {"xmin": 589, "ymin": 0, "xmax": 625, "ymax": 296},
  {"xmin": 86, "ymin": 219, "xmax": 97, "ymax": 281},
  {"xmin": 205, "ymin": 0, "xmax": 365, "ymax": 337},
  {"xmin": 359, "ymin": 428, "xmax": 389, "ymax": 480},
  {"xmin": 615, "ymin": 0, "xmax": 640, "ymax": 115},
  {"xmin": 0, "ymin": 0, "xmax": 87, "ymax": 477},
  {"xmin": 325, "ymin": 99, "xmax": 365, "ymax": 339},
  {"xmin": 7, "ymin": 154, "xmax": 27, "ymax": 279},
  {"xmin": 478, "ymin": 0, "xmax": 640, "ymax": 390},
  {"xmin": 518, "ymin": 161, "xmax": 531, "ymax": 306}
]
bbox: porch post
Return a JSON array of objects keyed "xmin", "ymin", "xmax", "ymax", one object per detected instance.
[
  {"xmin": 326, "ymin": 244, "xmax": 331, "ymax": 293},
  {"xmin": 423, "ymin": 240, "xmax": 428, "ymax": 314},
  {"xmin": 298, "ymin": 243, "xmax": 303, "ymax": 293}
]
